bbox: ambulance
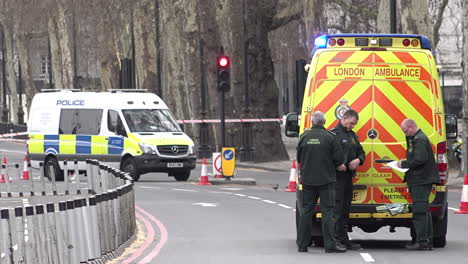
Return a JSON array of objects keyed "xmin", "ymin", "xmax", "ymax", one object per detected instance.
[
  {"xmin": 285, "ymin": 34, "xmax": 458, "ymax": 247},
  {"xmin": 27, "ymin": 89, "xmax": 197, "ymax": 182}
]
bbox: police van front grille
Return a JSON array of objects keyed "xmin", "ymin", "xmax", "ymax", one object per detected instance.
[{"xmin": 157, "ymin": 145, "xmax": 188, "ymax": 155}]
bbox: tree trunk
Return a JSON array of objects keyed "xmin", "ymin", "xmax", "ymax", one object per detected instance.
[
  {"xmin": 461, "ymin": 0, "xmax": 468, "ymax": 176},
  {"xmin": 56, "ymin": 0, "xmax": 74, "ymax": 89},
  {"xmin": 48, "ymin": 17, "xmax": 64, "ymax": 89},
  {"xmin": 399, "ymin": 0, "xmax": 432, "ymax": 40},
  {"xmin": 134, "ymin": 0, "xmax": 158, "ymax": 92}
]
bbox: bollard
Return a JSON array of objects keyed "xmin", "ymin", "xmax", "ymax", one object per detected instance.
[
  {"xmin": 86, "ymin": 160, "xmax": 93, "ymax": 194},
  {"xmin": 24, "ymin": 206, "xmax": 37, "ymax": 264},
  {"xmin": 14, "ymin": 207, "xmax": 25, "ymax": 264},
  {"xmin": 95, "ymin": 194, "xmax": 107, "ymax": 255},
  {"xmin": 79, "ymin": 198, "xmax": 94, "ymax": 261},
  {"xmin": 39, "ymin": 162, "xmax": 46, "ymax": 196},
  {"xmin": 63, "ymin": 161, "xmax": 69, "ymax": 195},
  {"xmin": 87, "ymin": 196, "xmax": 102, "ymax": 259},
  {"xmin": 28, "ymin": 162, "xmax": 34, "ymax": 196},
  {"xmin": 2, "ymin": 164, "xmax": 12, "ymax": 197},
  {"xmin": 74, "ymin": 160, "xmax": 81, "ymax": 195},
  {"xmin": 35, "ymin": 205, "xmax": 49, "ymax": 264},
  {"xmin": 1, "ymin": 209, "xmax": 13, "ymax": 264},
  {"xmin": 74, "ymin": 199, "xmax": 86, "ymax": 262},
  {"xmin": 49, "ymin": 164, "xmax": 58, "ymax": 195},
  {"xmin": 108, "ymin": 191, "xmax": 117, "ymax": 251},
  {"xmin": 15, "ymin": 164, "xmax": 23, "ymax": 197},
  {"xmin": 57, "ymin": 202, "xmax": 68, "ymax": 264},
  {"xmin": 66, "ymin": 200, "xmax": 79, "ymax": 263},
  {"xmin": 45, "ymin": 203, "xmax": 59, "ymax": 264}
]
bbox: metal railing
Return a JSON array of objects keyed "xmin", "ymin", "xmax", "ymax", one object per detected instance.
[{"xmin": 0, "ymin": 159, "xmax": 136, "ymax": 263}]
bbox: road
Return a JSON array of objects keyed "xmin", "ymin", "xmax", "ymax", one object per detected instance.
[{"xmin": 2, "ymin": 140, "xmax": 468, "ymax": 263}]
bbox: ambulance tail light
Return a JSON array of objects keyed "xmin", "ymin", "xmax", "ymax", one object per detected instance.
[
  {"xmin": 337, "ymin": 38, "xmax": 345, "ymax": 46},
  {"xmin": 403, "ymin": 39, "xmax": 410, "ymax": 47},
  {"xmin": 437, "ymin": 141, "xmax": 447, "ymax": 185}
]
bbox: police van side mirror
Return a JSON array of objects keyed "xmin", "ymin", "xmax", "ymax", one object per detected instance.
[
  {"xmin": 445, "ymin": 114, "xmax": 457, "ymax": 139},
  {"xmin": 285, "ymin": 113, "xmax": 299, "ymax": 137}
]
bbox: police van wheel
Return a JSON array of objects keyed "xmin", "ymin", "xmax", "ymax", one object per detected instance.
[
  {"xmin": 122, "ymin": 158, "xmax": 140, "ymax": 181},
  {"xmin": 174, "ymin": 171, "xmax": 190, "ymax": 181},
  {"xmin": 44, "ymin": 157, "xmax": 64, "ymax": 181}
]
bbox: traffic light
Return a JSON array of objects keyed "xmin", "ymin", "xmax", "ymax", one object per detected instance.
[{"xmin": 217, "ymin": 56, "xmax": 230, "ymax": 92}]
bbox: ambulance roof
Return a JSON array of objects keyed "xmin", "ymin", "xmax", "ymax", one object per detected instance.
[{"xmin": 30, "ymin": 90, "xmax": 168, "ymax": 110}]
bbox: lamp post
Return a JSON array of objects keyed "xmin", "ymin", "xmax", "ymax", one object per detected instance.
[
  {"xmin": 18, "ymin": 60, "xmax": 24, "ymax": 125},
  {"xmin": 1, "ymin": 25, "xmax": 8, "ymax": 123},
  {"xmin": 239, "ymin": 0, "xmax": 255, "ymax": 161}
]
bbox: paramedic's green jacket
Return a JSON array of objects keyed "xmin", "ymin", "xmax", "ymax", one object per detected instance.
[
  {"xmin": 401, "ymin": 129, "xmax": 440, "ymax": 186},
  {"xmin": 297, "ymin": 125, "xmax": 345, "ymax": 186}
]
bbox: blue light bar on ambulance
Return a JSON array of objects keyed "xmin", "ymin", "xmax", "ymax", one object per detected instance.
[{"xmin": 314, "ymin": 35, "xmax": 327, "ymax": 48}]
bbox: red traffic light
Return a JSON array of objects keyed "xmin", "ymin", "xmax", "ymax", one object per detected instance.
[{"xmin": 218, "ymin": 56, "xmax": 230, "ymax": 68}]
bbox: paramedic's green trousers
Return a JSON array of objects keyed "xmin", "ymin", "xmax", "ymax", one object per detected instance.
[
  {"xmin": 297, "ymin": 183, "xmax": 337, "ymax": 250},
  {"xmin": 334, "ymin": 172, "xmax": 353, "ymax": 243},
  {"xmin": 409, "ymin": 184, "xmax": 433, "ymax": 243}
]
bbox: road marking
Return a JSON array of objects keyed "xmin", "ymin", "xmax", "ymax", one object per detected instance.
[
  {"xmin": 247, "ymin": 196, "xmax": 261, "ymax": 200},
  {"xmin": 448, "ymin": 207, "xmax": 460, "ymax": 211},
  {"xmin": 277, "ymin": 204, "xmax": 292, "ymax": 209},
  {"xmin": 172, "ymin": 188, "xmax": 197, "ymax": 192},
  {"xmin": 193, "ymin": 203, "xmax": 218, "ymax": 207},
  {"xmin": 235, "ymin": 193, "xmax": 246, "ymax": 197},
  {"xmin": 0, "ymin": 149, "xmax": 25, "ymax": 154},
  {"xmin": 219, "ymin": 187, "xmax": 243, "ymax": 191},
  {"xmin": 262, "ymin": 200, "xmax": 276, "ymax": 204},
  {"xmin": 208, "ymin": 191, "xmax": 233, "ymax": 194},
  {"xmin": 360, "ymin": 253, "xmax": 375, "ymax": 262},
  {"xmin": 139, "ymin": 186, "xmax": 161, "ymax": 190}
]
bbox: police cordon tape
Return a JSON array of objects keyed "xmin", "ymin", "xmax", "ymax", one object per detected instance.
[{"xmin": 0, "ymin": 118, "xmax": 291, "ymax": 138}]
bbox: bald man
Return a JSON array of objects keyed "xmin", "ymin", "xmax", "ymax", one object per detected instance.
[{"xmin": 397, "ymin": 119, "xmax": 440, "ymax": 251}]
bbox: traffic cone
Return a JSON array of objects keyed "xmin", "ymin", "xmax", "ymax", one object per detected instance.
[
  {"xmin": 455, "ymin": 174, "xmax": 468, "ymax": 214},
  {"xmin": 197, "ymin": 158, "xmax": 212, "ymax": 185},
  {"xmin": 21, "ymin": 155, "xmax": 30, "ymax": 180},
  {"xmin": 1, "ymin": 157, "xmax": 11, "ymax": 183},
  {"xmin": 285, "ymin": 160, "xmax": 297, "ymax": 192}
]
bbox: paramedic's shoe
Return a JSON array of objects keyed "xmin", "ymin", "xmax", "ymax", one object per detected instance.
[
  {"xmin": 325, "ymin": 244, "xmax": 347, "ymax": 253},
  {"xmin": 298, "ymin": 247, "xmax": 308, "ymax": 252},
  {"xmin": 340, "ymin": 241, "xmax": 362, "ymax": 250},
  {"xmin": 405, "ymin": 241, "xmax": 431, "ymax": 251}
]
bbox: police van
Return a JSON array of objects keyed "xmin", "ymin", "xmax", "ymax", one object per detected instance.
[
  {"xmin": 27, "ymin": 89, "xmax": 196, "ymax": 181},
  {"xmin": 285, "ymin": 34, "xmax": 458, "ymax": 247}
]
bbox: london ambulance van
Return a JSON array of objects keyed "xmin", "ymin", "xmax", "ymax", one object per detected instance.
[
  {"xmin": 27, "ymin": 89, "xmax": 197, "ymax": 181},
  {"xmin": 285, "ymin": 34, "xmax": 458, "ymax": 248}
]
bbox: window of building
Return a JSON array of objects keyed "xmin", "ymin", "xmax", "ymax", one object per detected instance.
[{"xmin": 41, "ymin": 55, "xmax": 51, "ymax": 75}]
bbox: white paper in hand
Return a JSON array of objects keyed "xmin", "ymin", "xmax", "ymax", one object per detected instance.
[{"xmin": 387, "ymin": 160, "xmax": 408, "ymax": 173}]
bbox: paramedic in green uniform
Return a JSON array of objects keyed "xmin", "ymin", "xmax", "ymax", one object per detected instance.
[
  {"xmin": 331, "ymin": 109, "xmax": 365, "ymax": 250},
  {"xmin": 296, "ymin": 111, "xmax": 347, "ymax": 253},
  {"xmin": 397, "ymin": 119, "xmax": 439, "ymax": 251}
]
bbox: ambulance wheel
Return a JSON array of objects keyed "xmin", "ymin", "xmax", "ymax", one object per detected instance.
[
  {"xmin": 174, "ymin": 170, "xmax": 190, "ymax": 181},
  {"xmin": 122, "ymin": 158, "xmax": 140, "ymax": 181},
  {"xmin": 44, "ymin": 156, "xmax": 64, "ymax": 181}
]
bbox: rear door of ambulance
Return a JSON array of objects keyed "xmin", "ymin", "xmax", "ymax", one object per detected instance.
[{"xmin": 305, "ymin": 41, "xmax": 439, "ymax": 212}]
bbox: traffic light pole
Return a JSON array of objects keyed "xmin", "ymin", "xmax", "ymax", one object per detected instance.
[{"xmin": 220, "ymin": 88, "xmax": 225, "ymax": 149}]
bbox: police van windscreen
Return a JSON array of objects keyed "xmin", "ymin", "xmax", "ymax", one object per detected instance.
[{"xmin": 122, "ymin": 109, "xmax": 181, "ymax": 133}]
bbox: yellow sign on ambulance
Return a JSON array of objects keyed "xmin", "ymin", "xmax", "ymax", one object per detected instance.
[{"xmin": 221, "ymin": 147, "xmax": 236, "ymax": 177}]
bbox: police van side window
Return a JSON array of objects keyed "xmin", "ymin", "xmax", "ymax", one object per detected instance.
[
  {"xmin": 108, "ymin": 110, "xmax": 127, "ymax": 137},
  {"xmin": 59, "ymin": 109, "xmax": 102, "ymax": 135}
]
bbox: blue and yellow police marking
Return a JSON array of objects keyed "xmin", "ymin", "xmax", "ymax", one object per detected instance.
[{"xmin": 221, "ymin": 147, "xmax": 235, "ymax": 177}]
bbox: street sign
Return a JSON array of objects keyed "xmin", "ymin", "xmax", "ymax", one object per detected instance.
[
  {"xmin": 212, "ymin": 152, "xmax": 222, "ymax": 177},
  {"xmin": 221, "ymin": 147, "xmax": 235, "ymax": 177}
]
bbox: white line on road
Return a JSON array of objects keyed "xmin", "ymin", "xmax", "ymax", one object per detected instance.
[
  {"xmin": 262, "ymin": 200, "xmax": 276, "ymax": 204},
  {"xmin": 208, "ymin": 191, "xmax": 233, "ymax": 194},
  {"xmin": 448, "ymin": 207, "xmax": 460, "ymax": 211},
  {"xmin": 235, "ymin": 193, "xmax": 246, "ymax": 197},
  {"xmin": 247, "ymin": 196, "xmax": 261, "ymax": 200},
  {"xmin": 360, "ymin": 253, "xmax": 375, "ymax": 262},
  {"xmin": 277, "ymin": 204, "xmax": 292, "ymax": 209},
  {"xmin": 0, "ymin": 149, "xmax": 25, "ymax": 154},
  {"xmin": 138, "ymin": 186, "xmax": 162, "ymax": 190},
  {"xmin": 172, "ymin": 188, "xmax": 197, "ymax": 192}
]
